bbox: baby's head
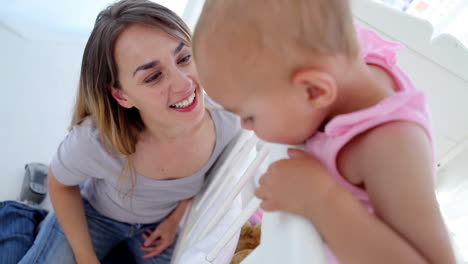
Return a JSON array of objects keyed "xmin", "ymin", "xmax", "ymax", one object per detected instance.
[{"xmin": 194, "ymin": 0, "xmax": 360, "ymax": 144}]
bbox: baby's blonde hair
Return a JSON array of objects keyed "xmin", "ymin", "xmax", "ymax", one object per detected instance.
[{"xmin": 195, "ymin": 0, "xmax": 359, "ymax": 66}]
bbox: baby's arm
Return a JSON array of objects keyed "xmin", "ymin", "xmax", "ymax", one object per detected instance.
[
  {"xmin": 256, "ymin": 120, "xmax": 455, "ymax": 263},
  {"xmin": 257, "ymin": 149, "xmax": 433, "ymax": 263},
  {"xmin": 335, "ymin": 121, "xmax": 455, "ymax": 263}
]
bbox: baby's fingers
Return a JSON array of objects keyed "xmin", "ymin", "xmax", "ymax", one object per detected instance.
[
  {"xmin": 287, "ymin": 148, "xmax": 310, "ymax": 159},
  {"xmin": 255, "ymin": 186, "xmax": 270, "ymax": 200},
  {"xmin": 260, "ymin": 199, "xmax": 278, "ymax": 212}
]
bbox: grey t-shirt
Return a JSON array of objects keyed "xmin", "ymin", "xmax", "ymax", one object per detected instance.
[{"xmin": 51, "ymin": 101, "xmax": 240, "ymax": 224}]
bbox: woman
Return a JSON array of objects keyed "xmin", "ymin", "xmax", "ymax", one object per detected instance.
[{"xmin": 19, "ymin": 0, "xmax": 240, "ymax": 263}]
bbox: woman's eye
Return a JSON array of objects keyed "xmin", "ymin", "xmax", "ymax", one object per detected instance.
[
  {"xmin": 178, "ymin": 54, "xmax": 192, "ymax": 65},
  {"xmin": 144, "ymin": 72, "xmax": 162, "ymax": 83}
]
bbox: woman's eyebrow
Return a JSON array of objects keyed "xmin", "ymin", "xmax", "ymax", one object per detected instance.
[
  {"xmin": 174, "ymin": 42, "xmax": 185, "ymax": 55},
  {"xmin": 132, "ymin": 43, "xmax": 185, "ymax": 77},
  {"xmin": 133, "ymin": 60, "xmax": 160, "ymax": 77}
]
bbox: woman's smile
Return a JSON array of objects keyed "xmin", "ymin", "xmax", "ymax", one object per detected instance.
[{"xmin": 170, "ymin": 89, "xmax": 198, "ymax": 112}]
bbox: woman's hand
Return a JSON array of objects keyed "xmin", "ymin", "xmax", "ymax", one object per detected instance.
[
  {"xmin": 255, "ymin": 148, "xmax": 336, "ymax": 219},
  {"xmin": 140, "ymin": 198, "xmax": 190, "ymax": 258},
  {"xmin": 140, "ymin": 217, "xmax": 179, "ymax": 259}
]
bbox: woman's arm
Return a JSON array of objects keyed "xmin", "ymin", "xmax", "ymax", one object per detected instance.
[
  {"xmin": 48, "ymin": 169, "xmax": 100, "ymax": 264},
  {"xmin": 167, "ymin": 198, "xmax": 192, "ymax": 223}
]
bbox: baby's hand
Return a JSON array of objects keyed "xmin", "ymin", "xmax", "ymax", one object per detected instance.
[{"xmin": 255, "ymin": 149, "xmax": 335, "ymax": 218}]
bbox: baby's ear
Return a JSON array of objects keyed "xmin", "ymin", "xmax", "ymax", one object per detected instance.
[{"xmin": 291, "ymin": 68, "xmax": 337, "ymax": 109}]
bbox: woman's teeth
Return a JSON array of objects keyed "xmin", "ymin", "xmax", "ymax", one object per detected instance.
[{"xmin": 171, "ymin": 92, "xmax": 196, "ymax": 108}]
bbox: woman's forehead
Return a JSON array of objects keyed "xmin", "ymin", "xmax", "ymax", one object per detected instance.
[{"xmin": 114, "ymin": 25, "xmax": 180, "ymax": 63}]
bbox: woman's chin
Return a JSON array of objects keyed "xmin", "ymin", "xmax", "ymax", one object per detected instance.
[
  {"xmin": 182, "ymin": 97, "xmax": 206, "ymax": 125},
  {"xmin": 167, "ymin": 88, "xmax": 207, "ymax": 127},
  {"xmin": 192, "ymin": 99, "xmax": 207, "ymax": 124},
  {"xmin": 189, "ymin": 89, "xmax": 206, "ymax": 123}
]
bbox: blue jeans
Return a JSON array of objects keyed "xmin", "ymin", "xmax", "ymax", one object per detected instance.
[
  {"xmin": 0, "ymin": 201, "xmax": 48, "ymax": 264},
  {"xmin": 19, "ymin": 199, "xmax": 178, "ymax": 264}
]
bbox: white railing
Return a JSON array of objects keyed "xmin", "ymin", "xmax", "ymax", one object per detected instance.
[{"xmin": 171, "ymin": 132, "xmax": 326, "ymax": 264}]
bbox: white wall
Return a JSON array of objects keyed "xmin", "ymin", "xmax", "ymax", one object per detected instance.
[
  {"xmin": 0, "ymin": 25, "xmax": 86, "ymax": 200},
  {"xmin": 0, "ymin": 0, "xmax": 203, "ymax": 201},
  {"xmin": 437, "ymin": 147, "xmax": 468, "ymax": 262}
]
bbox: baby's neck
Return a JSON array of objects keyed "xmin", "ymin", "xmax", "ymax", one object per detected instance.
[{"xmin": 329, "ymin": 60, "xmax": 397, "ymax": 118}]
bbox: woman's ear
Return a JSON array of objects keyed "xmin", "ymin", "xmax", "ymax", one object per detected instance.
[
  {"xmin": 291, "ymin": 68, "xmax": 337, "ymax": 109},
  {"xmin": 109, "ymin": 86, "xmax": 134, "ymax": 108}
]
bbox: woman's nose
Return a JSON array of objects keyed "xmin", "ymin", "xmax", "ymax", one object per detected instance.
[{"xmin": 171, "ymin": 69, "xmax": 192, "ymax": 92}]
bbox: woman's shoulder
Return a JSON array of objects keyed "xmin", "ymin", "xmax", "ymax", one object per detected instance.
[
  {"xmin": 72, "ymin": 116, "xmax": 100, "ymax": 138},
  {"xmin": 65, "ymin": 116, "xmax": 106, "ymax": 155},
  {"xmin": 51, "ymin": 117, "xmax": 113, "ymax": 185},
  {"xmin": 205, "ymin": 95, "xmax": 240, "ymax": 130},
  {"xmin": 205, "ymin": 95, "xmax": 241, "ymax": 150}
]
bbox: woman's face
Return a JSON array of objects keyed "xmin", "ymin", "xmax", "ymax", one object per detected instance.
[{"xmin": 112, "ymin": 23, "xmax": 205, "ymax": 130}]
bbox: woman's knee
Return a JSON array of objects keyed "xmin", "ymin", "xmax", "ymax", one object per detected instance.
[{"xmin": 18, "ymin": 213, "xmax": 75, "ymax": 264}]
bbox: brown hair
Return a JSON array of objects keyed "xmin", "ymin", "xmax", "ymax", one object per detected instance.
[{"xmin": 71, "ymin": 0, "xmax": 191, "ymax": 193}]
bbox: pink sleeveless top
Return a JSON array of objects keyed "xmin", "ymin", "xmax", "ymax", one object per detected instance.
[{"xmin": 304, "ymin": 26, "xmax": 434, "ymax": 263}]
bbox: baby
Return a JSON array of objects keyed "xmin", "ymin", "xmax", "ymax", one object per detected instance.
[{"xmin": 193, "ymin": 0, "xmax": 455, "ymax": 263}]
